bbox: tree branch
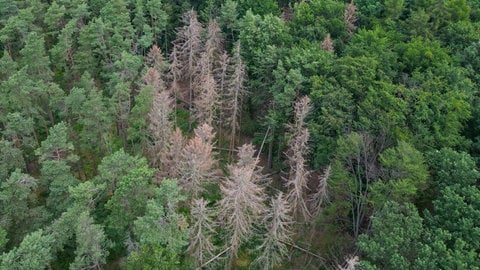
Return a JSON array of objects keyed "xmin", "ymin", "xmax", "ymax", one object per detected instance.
[{"xmin": 197, "ymin": 247, "xmax": 231, "ymax": 269}]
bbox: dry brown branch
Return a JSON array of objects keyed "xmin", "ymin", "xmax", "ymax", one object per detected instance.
[
  {"xmin": 285, "ymin": 96, "xmax": 312, "ymax": 220},
  {"xmin": 218, "ymin": 143, "xmax": 267, "ymax": 265},
  {"xmin": 188, "ymin": 198, "xmax": 216, "ymax": 268},
  {"xmin": 255, "ymin": 192, "xmax": 293, "ymax": 270},
  {"xmin": 321, "ymin": 33, "xmax": 334, "ymax": 53},
  {"xmin": 179, "ymin": 123, "xmax": 217, "ymax": 197},
  {"xmin": 344, "ymin": 1, "xmax": 357, "ymax": 35}
]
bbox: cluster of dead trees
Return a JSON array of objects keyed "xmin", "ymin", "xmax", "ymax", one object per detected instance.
[{"xmin": 139, "ymin": 10, "xmax": 330, "ymax": 269}]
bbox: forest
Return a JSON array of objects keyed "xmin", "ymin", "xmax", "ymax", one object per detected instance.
[{"xmin": 0, "ymin": 0, "xmax": 480, "ymax": 269}]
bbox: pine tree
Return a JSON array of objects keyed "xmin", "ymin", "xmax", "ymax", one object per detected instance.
[
  {"xmin": 179, "ymin": 123, "xmax": 217, "ymax": 198},
  {"xmin": 344, "ymin": 1, "xmax": 357, "ymax": 35},
  {"xmin": 218, "ymin": 143, "xmax": 266, "ymax": 264},
  {"xmin": 224, "ymin": 42, "xmax": 247, "ymax": 151},
  {"xmin": 255, "ymin": 192, "xmax": 292, "ymax": 270},
  {"xmin": 148, "ymin": 90, "xmax": 174, "ymax": 168},
  {"xmin": 172, "ymin": 10, "xmax": 203, "ymax": 123},
  {"xmin": 285, "ymin": 96, "xmax": 312, "ymax": 220},
  {"xmin": 321, "ymin": 33, "xmax": 334, "ymax": 53},
  {"xmin": 70, "ymin": 211, "xmax": 109, "ymax": 270},
  {"xmin": 187, "ymin": 198, "xmax": 216, "ymax": 268}
]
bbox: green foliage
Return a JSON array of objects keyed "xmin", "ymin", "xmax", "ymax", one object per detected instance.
[
  {"xmin": 0, "ymin": 140, "xmax": 25, "ymax": 181},
  {"xmin": 0, "ymin": 229, "xmax": 54, "ymax": 270},
  {"xmin": 358, "ymin": 201, "xmax": 425, "ymax": 269},
  {"xmin": 0, "ymin": 170, "xmax": 48, "ymax": 247},
  {"xmin": 70, "ymin": 211, "xmax": 110, "ymax": 270},
  {"xmin": 104, "ymin": 156, "xmax": 154, "ymax": 249},
  {"xmin": 128, "ymin": 179, "xmax": 189, "ymax": 269}
]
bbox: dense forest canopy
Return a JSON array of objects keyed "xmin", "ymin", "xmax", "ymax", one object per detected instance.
[{"xmin": 1, "ymin": 0, "xmax": 480, "ymax": 269}]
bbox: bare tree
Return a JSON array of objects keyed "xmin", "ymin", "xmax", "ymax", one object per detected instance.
[
  {"xmin": 321, "ymin": 33, "xmax": 334, "ymax": 53},
  {"xmin": 337, "ymin": 255, "xmax": 359, "ymax": 270},
  {"xmin": 162, "ymin": 127, "xmax": 185, "ymax": 178},
  {"xmin": 344, "ymin": 1, "xmax": 357, "ymax": 35},
  {"xmin": 285, "ymin": 96, "xmax": 312, "ymax": 220},
  {"xmin": 171, "ymin": 10, "xmax": 203, "ymax": 122},
  {"xmin": 224, "ymin": 42, "xmax": 247, "ymax": 152},
  {"xmin": 218, "ymin": 143, "xmax": 267, "ymax": 265},
  {"xmin": 179, "ymin": 123, "xmax": 217, "ymax": 198},
  {"xmin": 194, "ymin": 74, "xmax": 218, "ymax": 126},
  {"xmin": 148, "ymin": 90, "xmax": 173, "ymax": 169},
  {"xmin": 255, "ymin": 192, "xmax": 292, "ymax": 270},
  {"xmin": 146, "ymin": 44, "xmax": 167, "ymax": 74},
  {"xmin": 204, "ymin": 19, "xmax": 225, "ymax": 73},
  {"xmin": 144, "ymin": 67, "xmax": 163, "ymax": 91},
  {"xmin": 310, "ymin": 164, "xmax": 331, "ymax": 216},
  {"xmin": 188, "ymin": 198, "xmax": 216, "ymax": 268}
]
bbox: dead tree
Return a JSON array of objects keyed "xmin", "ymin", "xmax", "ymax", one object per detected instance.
[
  {"xmin": 171, "ymin": 10, "xmax": 203, "ymax": 125},
  {"xmin": 321, "ymin": 33, "xmax": 334, "ymax": 53},
  {"xmin": 218, "ymin": 143, "xmax": 266, "ymax": 265},
  {"xmin": 255, "ymin": 192, "xmax": 292, "ymax": 270},
  {"xmin": 148, "ymin": 90, "xmax": 173, "ymax": 169},
  {"xmin": 285, "ymin": 96, "xmax": 312, "ymax": 220},
  {"xmin": 309, "ymin": 164, "xmax": 331, "ymax": 216},
  {"xmin": 224, "ymin": 42, "xmax": 247, "ymax": 152},
  {"xmin": 344, "ymin": 1, "xmax": 357, "ymax": 35},
  {"xmin": 188, "ymin": 198, "xmax": 216, "ymax": 268},
  {"xmin": 179, "ymin": 123, "xmax": 217, "ymax": 198}
]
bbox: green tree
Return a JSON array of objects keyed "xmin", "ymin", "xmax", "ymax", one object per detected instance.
[
  {"xmin": 0, "ymin": 229, "xmax": 54, "ymax": 270},
  {"xmin": 70, "ymin": 211, "xmax": 110, "ymax": 270},
  {"xmin": 357, "ymin": 201, "xmax": 426, "ymax": 270},
  {"xmin": 0, "ymin": 170, "xmax": 48, "ymax": 247},
  {"xmin": 104, "ymin": 157, "xmax": 154, "ymax": 251},
  {"xmin": 127, "ymin": 179, "xmax": 189, "ymax": 269}
]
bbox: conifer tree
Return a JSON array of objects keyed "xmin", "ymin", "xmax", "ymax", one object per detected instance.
[
  {"xmin": 171, "ymin": 10, "xmax": 203, "ymax": 122},
  {"xmin": 179, "ymin": 123, "xmax": 216, "ymax": 198},
  {"xmin": 70, "ymin": 211, "xmax": 109, "ymax": 270},
  {"xmin": 148, "ymin": 90, "xmax": 174, "ymax": 168},
  {"xmin": 224, "ymin": 42, "xmax": 247, "ymax": 151},
  {"xmin": 218, "ymin": 143, "xmax": 266, "ymax": 264},
  {"xmin": 255, "ymin": 192, "xmax": 292, "ymax": 270},
  {"xmin": 187, "ymin": 198, "xmax": 216, "ymax": 268},
  {"xmin": 285, "ymin": 96, "xmax": 312, "ymax": 220}
]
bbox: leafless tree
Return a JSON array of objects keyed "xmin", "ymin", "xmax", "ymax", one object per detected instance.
[
  {"xmin": 285, "ymin": 96, "xmax": 312, "ymax": 220},
  {"xmin": 224, "ymin": 42, "xmax": 247, "ymax": 152},
  {"xmin": 146, "ymin": 44, "xmax": 167, "ymax": 74},
  {"xmin": 188, "ymin": 198, "xmax": 216, "ymax": 268},
  {"xmin": 344, "ymin": 1, "xmax": 357, "ymax": 35},
  {"xmin": 162, "ymin": 127, "xmax": 185, "ymax": 178},
  {"xmin": 193, "ymin": 54, "xmax": 219, "ymax": 126},
  {"xmin": 337, "ymin": 255, "xmax": 359, "ymax": 270},
  {"xmin": 310, "ymin": 164, "xmax": 331, "ymax": 216},
  {"xmin": 179, "ymin": 123, "xmax": 217, "ymax": 197},
  {"xmin": 321, "ymin": 33, "xmax": 334, "ymax": 53},
  {"xmin": 218, "ymin": 143, "xmax": 267, "ymax": 265},
  {"xmin": 255, "ymin": 192, "xmax": 292, "ymax": 270},
  {"xmin": 148, "ymin": 90, "xmax": 173, "ymax": 169},
  {"xmin": 204, "ymin": 19, "xmax": 225, "ymax": 73},
  {"xmin": 171, "ymin": 10, "xmax": 203, "ymax": 120}
]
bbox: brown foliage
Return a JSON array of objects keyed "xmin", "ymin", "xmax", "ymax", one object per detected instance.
[
  {"xmin": 148, "ymin": 90, "xmax": 173, "ymax": 168},
  {"xmin": 179, "ymin": 123, "xmax": 217, "ymax": 197},
  {"xmin": 321, "ymin": 33, "xmax": 335, "ymax": 53},
  {"xmin": 344, "ymin": 1, "xmax": 357, "ymax": 35}
]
